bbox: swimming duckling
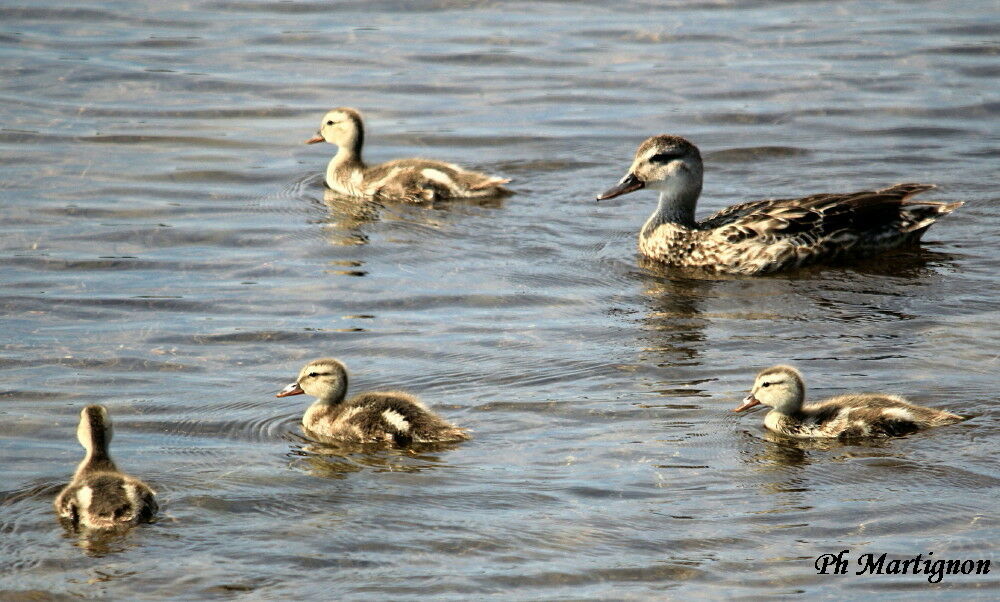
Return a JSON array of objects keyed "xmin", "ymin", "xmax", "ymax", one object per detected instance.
[
  {"xmin": 54, "ymin": 405, "xmax": 157, "ymax": 530},
  {"xmin": 598, "ymin": 135, "xmax": 963, "ymax": 275},
  {"xmin": 276, "ymin": 358, "xmax": 470, "ymax": 445},
  {"xmin": 306, "ymin": 107, "xmax": 511, "ymax": 202},
  {"xmin": 733, "ymin": 365, "xmax": 964, "ymax": 438}
]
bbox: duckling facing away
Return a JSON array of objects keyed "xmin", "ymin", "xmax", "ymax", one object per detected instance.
[
  {"xmin": 306, "ymin": 107, "xmax": 511, "ymax": 203},
  {"xmin": 276, "ymin": 358, "xmax": 470, "ymax": 445},
  {"xmin": 54, "ymin": 405, "xmax": 157, "ymax": 530},
  {"xmin": 598, "ymin": 135, "xmax": 963, "ymax": 275},
  {"xmin": 734, "ymin": 365, "xmax": 964, "ymax": 438}
]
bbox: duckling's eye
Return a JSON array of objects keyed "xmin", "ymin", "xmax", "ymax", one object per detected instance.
[
  {"xmin": 308, "ymin": 372, "xmax": 319, "ymax": 378},
  {"xmin": 650, "ymin": 152, "xmax": 683, "ymax": 163},
  {"xmin": 761, "ymin": 382, "xmax": 771, "ymax": 388},
  {"xmin": 326, "ymin": 120, "xmax": 335, "ymax": 126}
]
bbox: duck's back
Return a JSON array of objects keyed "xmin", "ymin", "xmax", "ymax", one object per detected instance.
[
  {"xmin": 687, "ymin": 183, "xmax": 960, "ymax": 273},
  {"xmin": 55, "ymin": 472, "xmax": 158, "ymax": 529},
  {"xmin": 362, "ymin": 158, "xmax": 509, "ymax": 202},
  {"xmin": 306, "ymin": 391, "xmax": 470, "ymax": 445},
  {"xmin": 793, "ymin": 394, "xmax": 964, "ymax": 438}
]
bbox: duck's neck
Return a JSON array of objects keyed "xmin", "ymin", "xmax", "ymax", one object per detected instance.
[
  {"xmin": 78, "ymin": 443, "xmax": 117, "ymax": 475},
  {"xmin": 326, "ymin": 140, "xmax": 365, "ymax": 188},
  {"xmin": 643, "ymin": 183, "xmax": 701, "ymax": 235},
  {"xmin": 316, "ymin": 374, "xmax": 349, "ymax": 407}
]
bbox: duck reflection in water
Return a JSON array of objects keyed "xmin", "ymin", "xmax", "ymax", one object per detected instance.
[
  {"xmin": 637, "ymin": 261, "xmax": 717, "ymax": 365},
  {"xmin": 287, "ymin": 433, "xmax": 465, "ymax": 480},
  {"xmin": 317, "ymin": 185, "xmax": 508, "ymax": 249},
  {"xmin": 738, "ymin": 427, "xmax": 897, "ymax": 469}
]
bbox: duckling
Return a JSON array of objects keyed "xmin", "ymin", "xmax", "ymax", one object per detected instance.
[
  {"xmin": 598, "ymin": 135, "xmax": 963, "ymax": 275},
  {"xmin": 276, "ymin": 358, "xmax": 470, "ymax": 445},
  {"xmin": 733, "ymin": 365, "xmax": 964, "ymax": 438},
  {"xmin": 54, "ymin": 405, "xmax": 157, "ymax": 530},
  {"xmin": 306, "ymin": 107, "xmax": 511, "ymax": 203}
]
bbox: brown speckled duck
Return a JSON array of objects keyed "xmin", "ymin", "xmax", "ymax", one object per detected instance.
[
  {"xmin": 54, "ymin": 405, "xmax": 158, "ymax": 530},
  {"xmin": 598, "ymin": 135, "xmax": 963, "ymax": 275},
  {"xmin": 306, "ymin": 107, "xmax": 511, "ymax": 203},
  {"xmin": 276, "ymin": 358, "xmax": 470, "ymax": 445},
  {"xmin": 733, "ymin": 365, "xmax": 965, "ymax": 438}
]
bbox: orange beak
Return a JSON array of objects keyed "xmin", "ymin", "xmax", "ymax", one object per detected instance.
[
  {"xmin": 305, "ymin": 134, "xmax": 324, "ymax": 144},
  {"xmin": 733, "ymin": 394, "xmax": 761, "ymax": 412},
  {"xmin": 276, "ymin": 382, "xmax": 304, "ymax": 398}
]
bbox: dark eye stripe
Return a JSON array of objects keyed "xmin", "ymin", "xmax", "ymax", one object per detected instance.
[{"xmin": 650, "ymin": 152, "xmax": 683, "ymax": 163}]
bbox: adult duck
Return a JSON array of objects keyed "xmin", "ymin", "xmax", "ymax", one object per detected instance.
[
  {"xmin": 598, "ymin": 135, "xmax": 962, "ymax": 275},
  {"xmin": 733, "ymin": 365, "xmax": 964, "ymax": 438},
  {"xmin": 306, "ymin": 107, "xmax": 510, "ymax": 202}
]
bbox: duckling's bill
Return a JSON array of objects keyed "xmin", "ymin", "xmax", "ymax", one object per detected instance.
[
  {"xmin": 597, "ymin": 173, "xmax": 644, "ymax": 201},
  {"xmin": 305, "ymin": 134, "xmax": 324, "ymax": 144},
  {"xmin": 276, "ymin": 382, "xmax": 305, "ymax": 397},
  {"xmin": 733, "ymin": 394, "xmax": 761, "ymax": 413}
]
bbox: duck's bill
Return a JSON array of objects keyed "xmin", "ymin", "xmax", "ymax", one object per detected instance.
[
  {"xmin": 305, "ymin": 134, "xmax": 324, "ymax": 144},
  {"xmin": 733, "ymin": 394, "xmax": 761, "ymax": 412},
  {"xmin": 276, "ymin": 382, "xmax": 304, "ymax": 398},
  {"xmin": 597, "ymin": 173, "xmax": 644, "ymax": 201}
]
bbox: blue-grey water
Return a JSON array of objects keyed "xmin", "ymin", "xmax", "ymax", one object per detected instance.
[{"xmin": 1, "ymin": 0, "xmax": 998, "ymax": 598}]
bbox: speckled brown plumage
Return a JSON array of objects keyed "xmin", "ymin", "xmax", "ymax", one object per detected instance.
[{"xmin": 600, "ymin": 135, "xmax": 963, "ymax": 275}]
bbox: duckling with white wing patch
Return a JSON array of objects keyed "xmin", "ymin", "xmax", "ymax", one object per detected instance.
[
  {"xmin": 277, "ymin": 358, "xmax": 470, "ymax": 446},
  {"xmin": 306, "ymin": 107, "xmax": 510, "ymax": 203},
  {"xmin": 734, "ymin": 365, "xmax": 964, "ymax": 438}
]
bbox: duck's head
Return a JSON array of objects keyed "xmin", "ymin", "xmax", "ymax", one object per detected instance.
[
  {"xmin": 276, "ymin": 358, "xmax": 349, "ymax": 403},
  {"xmin": 734, "ymin": 365, "xmax": 805, "ymax": 414},
  {"xmin": 305, "ymin": 107, "xmax": 364, "ymax": 150},
  {"xmin": 77, "ymin": 405, "xmax": 113, "ymax": 454},
  {"xmin": 597, "ymin": 135, "xmax": 703, "ymax": 201}
]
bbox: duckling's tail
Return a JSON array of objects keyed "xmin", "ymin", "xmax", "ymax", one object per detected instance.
[
  {"xmin": 900, "ymin": 200, "xmax": 963, "ymax": 236},
  {"xmin": 931, "ymin": 409, "xmax": 966, "ymax": 426}
]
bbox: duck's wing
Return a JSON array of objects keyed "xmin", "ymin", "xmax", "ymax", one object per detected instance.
[
  {"xmin": 54, "ymin": 483, "xmax": 82, "ymax": 526},
  {"xmin": 706, "ymin": 183, "xmax": 950, "ymax": 244},
  {"xmin": 367, "ymin": 159, "xmax": 510, "ymax": 202}
]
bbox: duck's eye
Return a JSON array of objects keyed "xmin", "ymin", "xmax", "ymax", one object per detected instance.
[
  {"xmin": 308, "ymin": 372, "xmax": 319, "ymax": 378},
  {"xmin": 761, "ymin": 382, "xmax": 771, "ymax": 388},
  {"xmin": 326, "ymin": 120, "xmax": 334, "ymax": 126},
  {"xmin": 649, "ymin": 152, "xmax": 683, "ymax": 163}
]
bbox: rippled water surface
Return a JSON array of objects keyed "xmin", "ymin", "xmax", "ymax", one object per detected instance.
[{"xmin": 2, "ymin": 0, "xmax": 998, "ymax": 598}]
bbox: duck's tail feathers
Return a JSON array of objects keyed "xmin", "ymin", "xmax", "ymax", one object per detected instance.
[
  {"xmin": 469, "ymin": 176, "xmax": 511, "ymax": 190},
  {"xmin": 900, "ymin": 200, "xmax": 964, "ymax": 233}
]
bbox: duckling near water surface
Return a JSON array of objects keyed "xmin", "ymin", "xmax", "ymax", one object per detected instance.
[
  {"xmin": 598, "ymin": 135, "xmax": 963, "ymax": 275},
  {"xmin": 276, "ymin": 358, "xmax": 470, "ymax": 445},
  {"xmin": 54, "ymin": 405, "xmax": 158, "ymax": 530},
  {"xmin": 306, "ymin": 107, "xmax": 511, "ymax": 203},
  {"xmin": 733, "ymin": 365, "xmax": 965, "ymax": 438}
]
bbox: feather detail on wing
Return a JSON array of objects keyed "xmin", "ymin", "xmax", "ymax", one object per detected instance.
[{"xmin": 704, "ymin": 183, "xmax": 945, "ymax": 244}]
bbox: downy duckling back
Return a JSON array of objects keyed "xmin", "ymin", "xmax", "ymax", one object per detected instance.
[{"xmin": 54, "ymin": 405, "xmax": 157, "ymax": 530}]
